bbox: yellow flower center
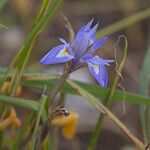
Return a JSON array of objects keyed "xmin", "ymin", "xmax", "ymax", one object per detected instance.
[
  {"xmin": 63, "ymin": 48, "xmax": 69, "ymax": 54},
  {"xmin": 93, "ymin": 64, "xmax": 99, "ymax": 74}
]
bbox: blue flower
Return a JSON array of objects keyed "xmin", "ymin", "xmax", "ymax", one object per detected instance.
[{"xmin": 40, "ymin": 19, "xmax": 114, "ymax": 87}]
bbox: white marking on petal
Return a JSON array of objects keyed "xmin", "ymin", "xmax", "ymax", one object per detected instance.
[
  {"xmin": 93, "ymin": 64, "xmax": 99, "ymax": 75},
  {"xmin": 56, "ymin": 48, "xmax": 70, "ymax": 58}
]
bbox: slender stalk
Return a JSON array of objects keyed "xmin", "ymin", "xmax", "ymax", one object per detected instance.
[
  {"xmin": 96, "ymin": 7, "xmax": 150, "ymax": 38},
  {"xmin": 48, "ymin": 67, "xmax": 70, "ymax": 107},
  {"xmin": 31, "ymin": 95, "xmax": 47, "ymax": 150},
  {"xmin": 67, "ymin": 80, "xmax": 146, "ymax": 150},
  {"xmin": 97, "ymin": 101, "xmax": 145, "ymax": 150},
  {"xmin": 52, "ymin": 127, "xmax": 59, "ymax": 150},
  {"xmin": 88, "ymin": 36, "xmax": 127, "ymax": 150},
  {"xmin": 13, "ymin": 111, "xmax": 35, "ymax": 150}
]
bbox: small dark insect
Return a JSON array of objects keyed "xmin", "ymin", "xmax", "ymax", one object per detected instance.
[
  {"xmin": 35, "ymin": 106, "xmax": 70, "ymax": 149},
  {"xmin": 59, "ymin": 107, "xmax": 70, "ymax": 117}
]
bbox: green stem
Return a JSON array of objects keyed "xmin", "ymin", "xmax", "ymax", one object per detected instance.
[
  {"xmin": 88, "ymin": 36, "xmax": 127, "ymax": 150},
  {"xmin": 31, "ymin": 95, "xmax": 47, "ymax": 150},
  {"xmin": 48, "ymin": 67, "xmax": 70, "ymax": 107},
  {"xmin": 96, "ymin": 7, "xmax": 150, "ymax": 38},
  {"xmin": 13, "ymin": 111, "xmax": 35, "ymax": 150},
  {"xmin": 68, "ymin": 80, "xmax": 145, "ymax": 150}
]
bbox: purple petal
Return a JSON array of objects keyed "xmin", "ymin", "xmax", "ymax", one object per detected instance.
[
  {"xmin": 59, "ymin": 38, "xmax": 67, "ymax": 44},
  {"xmin": 40, "ymin": 45, "xmax": 74, "ymax": 64},
  {"xmin": 84, "ymin": 19, "xmax": 94, "ymax": 30},
  {"xmin": 99, "ymin": 65, "xmax": 108, "ymax": 87},
  {"xmin": 79, "ymin": 54, "xmax": 93, "ymax": 62},
  {"xmin": 75, "ymin": 27, "xmax": 85, "ymax": 40},
  {"xmin": 89, "ymin": 34, "xmax": 96, "ymax": 45},
  {"xmin": 88, "ymin": 55, "xmax": 114, "ymax": 66},
  {"xmin": 88, "ymin": 36, "xmax": 108, "ymax": 54},
  {"xmin": 89, "ymin": 22, "xmax": 99, "ymax": 36},
  {"xmin": 75, "ymin": 19, "xmax": 94, "ymax": 41},
  {"xmin": 74, "ymin": 20, "xmax": 99, "ymax": 53},
  {"xmin": 74, "ymin": 32, "xmax": 91, "ymax": 57},
  {"xmin": 98, "ymin": 65, "xmax": 108, "ymax": 87},
  {"xmin": 88, "ymin": 62, "xmax": 108, "ymax": 87}
]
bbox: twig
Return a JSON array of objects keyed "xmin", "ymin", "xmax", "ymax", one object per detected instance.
[
  {"xmin": 114, "ymin": 35, "xmax": 127, "ymax": 114},
  {"xmin": 48, "ymin": 66, "xmax": 70, "ymax": 107},
  {"xmin": 67, "ymin": 80, "xmax": 147, "ymax": 150},
  {"xmin": 61, "ymin": 13, "xmax": 75, "ymax": 42},
  {"xmin": 97, "ymin": 101, "xmax": 145, "ymax": 150},
  {"xmin": 88, "ymin": 35, "xmax": 128, "ymax": 150}
]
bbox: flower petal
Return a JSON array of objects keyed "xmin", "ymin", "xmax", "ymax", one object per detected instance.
[
  {"xmin": 88, "ymin": 36, "xmax": 108, "ymax": 54},
  {"xmin": 78, "ymin": 33, "xmax": 90, "ymax": 50},
  {"xmin": 84, "ymin": 18, "xmax": 94, "ymax": 30},
  {"xmin": 73, "ymin": 32, "xmax": 91, "ymax": 58},
  {"xmin": 79, "ymin": 54, "xmax": 93, "ymax": 62},
  {"xmin": 98, "ymin": 65, "xmax": 108, "ymax": 87},
  {"xmin": 59, "ymin": 38, "xmax": 67, "ymax": 44},
  {"xmin": 89, "ymin": 22, "xmax": 99, "ymax": 36},
  {"xmin": 88, "ymin": 55, "xmax": 114, "ymax": 66},
  {"xmin": 75, "ymin": 19, "xmax": 94, "ymax": 40},
  {"xmin": 89, "ymin": 34, "xmax": 96, "ymax": 45},
  {"xmin": 88, "ymin": 62, "xmax": 108, "ymax": 87},
  {"xmin": 40, "ymin": 45, "xmax": 74, "ymax": 64}
]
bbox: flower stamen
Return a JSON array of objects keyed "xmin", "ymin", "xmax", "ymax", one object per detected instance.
[
  {"xmin": 56, "ymin": 48, "xmax": 70, "ymax": 58},
  {"xmin": 93, "ymin": 64, "xmax": 99, "ymax": 75}
]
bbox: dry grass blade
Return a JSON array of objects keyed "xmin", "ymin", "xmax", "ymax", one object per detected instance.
[{"xmin": 67, "ymin": 80, "xmax": 147, "ymax": 150}]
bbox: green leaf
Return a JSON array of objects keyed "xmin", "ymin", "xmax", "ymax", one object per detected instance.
[
  {"xmin": 0, "ymin": 78, "xmax": 150, "ymax": 112},
  {"xmin": 88, "ymin": 36, "xmax": 128, "ymax": 150},
  {"xmin": 139, "ymin": 36, "xmax": 150, "ymax": 144},
  {"xmin": 16, "ymin": 0, "xmax": 63, "ymax": 74},
  {"xmin": 68, "ymin": 80, "xmax": 100, "ymax": 106},
  {"xmin": 0, "ymin": 0, "xmax": 9, "ymax": 13},
  {"xmin": 0, "ymin": 95, "xmax": 39, "ymax": 111},
  {"xmin": 67, "ymin": 80, "xmax": 146, "ymax": 150},
  {"xmin": 96, "ymin": 8, "xmax": 150, "ymax": 38},
  {"xmin": 0, "ymin": 0, "xmax": 63, "ymax": 95},
  {"xmin": 13, "ymin": 111, "xmax": 35, "ymax": 150},
  {"xmin": 31, "ymin": 95, "xmax": 47, "ymax": 150},
  {"xmin": 0, "ymin": 24, "xmax": 8, "ymax": 29},
  {"xmin": 21, "ymin": 79, "xmax": 150, "ymax": 105}
]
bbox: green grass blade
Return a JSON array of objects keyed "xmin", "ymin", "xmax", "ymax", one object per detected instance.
[
  {"xmin": 16, "ymin": 0, "xmax": 63, "ymax": 75},
  {"xmin": 67, "ymin": 80, "xmax": 100, "ymax": 111},
  {"xmin": 13, "ymin": 111, "xmax": 35, "ymax": 150},
  {"xmin": 0, "ymin": 0, "xmax": 9, "ymax": 13},
  {"xmin": 44, "ymin": 134, "xmax": 52, "ymax": 150},
  {"xmin": 0, "ymin": 24, "xmax": 8, "ymax": 29},
  {"xmin": 31, "ymin": 94, "xmax": 47, "ymax": 150},
  {"xmin": 0, "ymin": 95, "xmax": 39, "ymax": 111},
  {"xmin": 1, "ymin": 71, "xmax": 149, "ymax": 106},
  {"xmin": 0, "ymin": 78, "xmax": 150, "ymax": 113},
  {"xmin": 67, "ymin": 80, "xmax": 146, "ymax": 150},
  {"xmin": 21, "ymin": 79, "xmax": 150, "ymax": 105},
  {"xmin": 88, "ymin": 36, "xmax": 128, "ymax": 150},
  {"xmin": 96, "ymin": 7, "xmax": 150, "ymax": 38},
  {"xmin": 0, "ymin": 0, "xmax": 63, "ymax": 96},
  {"xmin": 139, "ymin": 36, "xmax": 150, "ymax": 144},
  {"xmin": 106, "ymin": 36, "xmax": 127, "ymax": 105}
]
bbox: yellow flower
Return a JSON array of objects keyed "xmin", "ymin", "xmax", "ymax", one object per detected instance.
[
  {"xmin": 0, "ymin": 107, "xmax": 21, "ymax": 130},
  {"xmin": 52, "ymin": 112, "xmax": 78, "ymax": 140},
  {"xmin": 0, "ymin": 81, "xmax": 22, "ymax": 96}
]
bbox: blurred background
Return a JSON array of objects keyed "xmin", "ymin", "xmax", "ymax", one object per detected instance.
[{"xmin": 0, "ymin": 0, "xmax": 150, "ymax": 149}]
